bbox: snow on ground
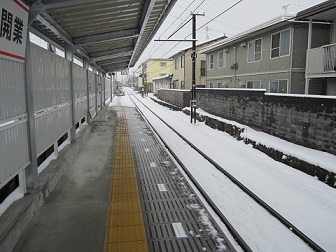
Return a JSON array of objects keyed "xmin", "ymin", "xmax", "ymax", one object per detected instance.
[
  {"xmin": 117, "ymin": 88, "xmax": 336, "ymax": 252},
  {"xmin": 0, "ymin": 188, "xmax": 24, "ymax": 217},
  {"xmin": 196, "ymin": 108, "xmax": 336, "ymax": 174}
]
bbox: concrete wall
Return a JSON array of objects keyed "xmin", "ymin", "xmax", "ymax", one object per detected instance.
[
  {"xmin": 157, "ymin": 89, "xmax": 191, "ymax": 109},
  {"xmin": 158, "ymin": 88, "xmax": 336, "ymax": 155}
]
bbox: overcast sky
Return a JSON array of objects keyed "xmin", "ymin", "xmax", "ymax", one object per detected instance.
[{"xmin": 129, "ymin": 0, "xmax": 326, "ymax": 73}]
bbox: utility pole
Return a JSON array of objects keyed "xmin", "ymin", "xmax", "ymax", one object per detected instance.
[
  {"xmin": 190, "ymin": 13, "xmax": 204, "ymax": 123},
  {"xmin": 191, "ymin": 13, "xmax": 197, "ymax": 123},
  {"xmin": 154, "ymin": 13, "xmax": 204, "ymax": 123}
]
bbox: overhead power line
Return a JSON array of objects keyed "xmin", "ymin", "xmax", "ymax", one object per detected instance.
[
  {"xmin": 140, "ymin": 0, "xmax": 198, "ymax": 60},
  {"xmin": 170, "ymin": 0, "xmax": 207, "ymax": 38},
  {"xmin": 136, "ymin": 0, "xmax": 244, "ymax": 72},
  {"xmin": 197, "ymin": 0, "xmax": 244, "ymax": 32},
  {"xmin": 167, "ymin": 17, "xmax": 193, "ymax": 39},
  {"xmin": 140, "ymin": 0, "xmax": 208, "ymax": 66},
  {"xmin": 162, "ymin": 0, "xmax": 197, "ymax": 36}
]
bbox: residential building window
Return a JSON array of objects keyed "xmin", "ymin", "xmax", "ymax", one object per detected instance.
[
  {"xmin": 208, "ymin": 54, "xmax": 214, "ymax": 69},
  {"xmin": 160, "ymin": 62, "xmax": 166, "ymax": 67},
  {"xmin": 218, "ymin": 82, "xmax": 225, "ymax": 88},
  {"xmin": 181, "ymin": 81, "xmax": 185, "ymax": 89},
  {"xmin": 270, "ymin": 80, "xmax": 288, "ymax": 93},
  {"xmin": 246, "ymin": 80, "xmax": 261, "ymax": 89},
  {"xmin": 181, "ymin": 55, "xmax": 185, "ymax": 68},
  {"xmin": 201, "ymin": 60, "xmax": 206, "ymax": 76},
  {"xmin": 175, "ymin": 58, "xmax": 179, "ymax": 70},
  {"xmin": 208, "ymin": 82, "xmax": 214, "ymax": 88},
  {"xmin": 248, "ymin": 38, "xmax": 261, "ymax": 62},
  {"xmin": 218, "ymin": 51, "xmax": 226, "ymax": 68},
  {"xmin": 271, "ymin": 29, "xmax": 290, "ymax": 58}
]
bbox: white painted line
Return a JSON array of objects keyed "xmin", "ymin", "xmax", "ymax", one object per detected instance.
[
  {"xmin": 144, "ymin": 148, "xmax": 150, "ymax": 152},
  {"xmin": 157, "ymin": 184, "xmax": 167, "ymax": 192},
  {"xmin": 141, "ymin": 138, "xmax": 145, "ymax": 142},
  {"xmin": 150, "ymin": 162, "xmax": 156, "ymax": 168},
  {"xmin": 172, "ymin": 222, "xmax": 187, "ymax": 238}
]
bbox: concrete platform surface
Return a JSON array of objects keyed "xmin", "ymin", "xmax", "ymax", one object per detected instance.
[{"xmin": 12, "ymin": 107, "xmax": 117, "ymax": 252}]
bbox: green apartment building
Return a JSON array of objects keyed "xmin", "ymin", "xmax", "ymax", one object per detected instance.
[{"xmin": 200, "ymin": 14, "xmax": 331, "ymax": 94}]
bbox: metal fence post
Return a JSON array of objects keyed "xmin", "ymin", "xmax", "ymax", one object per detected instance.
[
  {"xmin": 65, "ymin": 43, "xmax": 76, "ymax": 141},
  {"xmin": 24, "ymin": 34, "xmax": 38, "ymax": 189}
]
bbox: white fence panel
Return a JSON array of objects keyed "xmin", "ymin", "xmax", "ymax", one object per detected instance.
[
  {"xmin": 105, "ymin": 78, "xmax": 110, "ymax": 93},
  {"xmin": 1, "ymin": 41, "xmax": 108, "ymax": 191},
  {"xmin": 0, "ymin": 58, "xmax": 26, "ymax": 121},
  {"xmin": 88, "ymin": 71, "xmax": 96, "ymax": 115},
  {"xmin": 0, "ymin": 121, "xmax": 30, "ymax": 188},
  {"xmin": 75, "ymin": 98, "xmax": 87, "ymax": 122},
  {"xmin": 72, "ymin": 63, "xmax": 87, "ymax": 122},
  {"xmin": 72, "ymin": 63, "xmax": 86, "ymax": 99},
  {"xmin": 35, "ymin": 104, "xmax": 71, "ymax": 155},
  {"xmin": 56, "ymin": 104, "xmax": 72, "ymax": 138},
  {"xmin": 89, "ymin": 94, "xmax": 96, "ymax": 115},
  {"xmin": 55, "ymin": 55, "xmax": 71, "ymax": 104},
  {"xmin": 35, "ymin": 109, "xmax": 58, "ymax": 155},
  {"xmin": 31, "ymin": 44, "xmax": 56, "ymax": 110},
  {"xmin": 0, "ymin": 57, "xmax": 29, "ymax": 190},
  {"xmin": 31, "ymin": 44, "xmax": 72, "ymax": 111},
  {"xmin": 104, "ymin": 78, "xmax": 110, "ymax": 101},
  {"xmin": 88, "ymin": 71, "xmax": 95, "ymax": 96},
  {"xmin": 97, "ymin": 75, "xmax": 102, "ymax": 111}
]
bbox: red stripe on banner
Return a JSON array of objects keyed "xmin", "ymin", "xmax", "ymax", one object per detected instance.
[
  {"xmin": 0, "ymin": 50, "xmax": 25, "ymax": 61},
  {"xmin": 14, "ymin": 0, "xmax": 30, "ymax": 12}
]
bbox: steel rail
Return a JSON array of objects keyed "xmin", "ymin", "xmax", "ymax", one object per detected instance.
[
  {"xmin": 126, "ymin": 89, "xmax": 325, "ymax": 252},
  {"xmin": 127, "ymin": 90, "xmax": 251, "ymax": 251}
]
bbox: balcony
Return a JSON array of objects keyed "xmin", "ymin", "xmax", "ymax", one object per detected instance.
[{"xmin": 307, "ymin": 43, "xmax": 336, "ymax": 77}]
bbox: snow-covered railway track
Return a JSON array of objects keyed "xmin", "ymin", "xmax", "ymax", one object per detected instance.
[{"xmin": 126, "ymin": 89, "xmax": 324, "ymax": 252}]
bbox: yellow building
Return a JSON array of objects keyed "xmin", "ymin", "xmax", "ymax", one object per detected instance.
[
  {"xmin": 138, "ymin": 58, "xmax": 173, "ymax": 92},
  {"xmin": 171, "ymin": 36, "xmax": 226, "ymax": 90}
]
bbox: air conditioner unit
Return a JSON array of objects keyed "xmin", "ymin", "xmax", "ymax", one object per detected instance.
[
  {"xmin": 224, "ymin": 48, "xmax": 229, "ymax": 53},
  {"xmin": 240, "ymin": 42, "xmax": 247, "ymax": 47}
]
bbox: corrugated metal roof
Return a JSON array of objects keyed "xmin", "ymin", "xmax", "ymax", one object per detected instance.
[
  {"xmin": 296, "ymin": 0, "xmax": 336, "ymax": 21},
  {"xmin": 26, "ymin": 0, "xmax": 177, "ymax": 73}
]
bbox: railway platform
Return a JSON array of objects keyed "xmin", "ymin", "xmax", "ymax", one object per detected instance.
[{"xmin": 11, "ymin": 99, "xmax": 236, "ymax": 252}]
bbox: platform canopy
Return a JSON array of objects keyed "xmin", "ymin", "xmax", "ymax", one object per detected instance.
[{"xmin": 25, "ymin": 0, "xmax": 177, "ymax": 73}]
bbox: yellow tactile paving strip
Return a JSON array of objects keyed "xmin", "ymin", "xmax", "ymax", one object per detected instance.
[{"xmin": 104, "ymin": 108, "xmax": 148, "ymax": 252}]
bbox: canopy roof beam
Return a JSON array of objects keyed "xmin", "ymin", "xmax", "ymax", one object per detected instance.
[{"xmin": 73, "ymin": 28, "xmax": 140, "ymax": 45}]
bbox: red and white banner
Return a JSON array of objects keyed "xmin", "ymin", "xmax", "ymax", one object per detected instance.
[{"xmin": 0, "ymin": 0, "xmax": 29, "ymax": 62}]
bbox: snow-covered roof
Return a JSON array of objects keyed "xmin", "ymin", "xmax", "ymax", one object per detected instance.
[
  {"xmin": 152, "ymin": 74, "xmax": 172, "ymax": 81},
  {"xmin": 169, "ymin": 35, "xmax": 227, "ymax": 58},
  {"xmin": 200, "ymin": 14, "xmax": 296, "ymax": 54}
]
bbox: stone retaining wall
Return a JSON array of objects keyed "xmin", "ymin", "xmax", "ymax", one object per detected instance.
[
  {"xmin": 182, "ymin": 108, "xmax": 336, "ymax": 188},
  {"xmin": 158, "ymin": 88, "xmax": 336, "ymax": 155}
]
